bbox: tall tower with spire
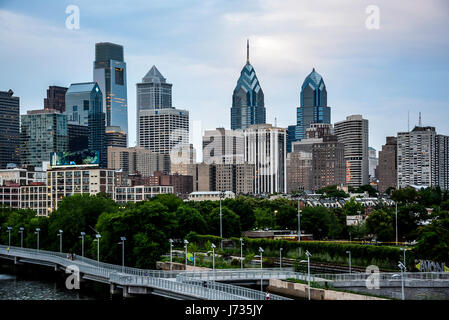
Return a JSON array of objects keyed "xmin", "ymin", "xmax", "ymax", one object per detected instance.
[{"xmin": 230, "ymin": 40, "xmax": 266, "ymax": 130}]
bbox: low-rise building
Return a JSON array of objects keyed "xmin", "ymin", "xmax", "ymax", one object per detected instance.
[
  {"xmin": 114, "ymin": 185, "xmax": 174, "ymax": 204},
  {"xmin": 188, "ymin": 191, "xmax": 235, "ymax": 202}
]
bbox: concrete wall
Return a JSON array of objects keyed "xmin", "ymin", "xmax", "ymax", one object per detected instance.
[{"xmin": 268, "ymin": 279, "xmax": 387, "ymax": 300}]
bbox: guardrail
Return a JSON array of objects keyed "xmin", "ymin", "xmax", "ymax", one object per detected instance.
[
  {"xmin": 0, "ymin": 245, "xmax": 292, "ymax": 300},
  {"xmin": 311, "ymin": 272, "xmax": 449, "ymax": 282}
]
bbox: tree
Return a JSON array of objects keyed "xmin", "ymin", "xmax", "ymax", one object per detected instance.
[
  {"xmin": 153, "ymin": 194, "xmax": 183, "ymax": 212},
  {"xmin": 419, "ymin": 187, "xmax": 442, "ymax": 207},
  {"xmin": 223, "ymin": 197, "xmax": 256, "ymax": 231},
  {"xmin": 397, "ymin": 204, "xmax": 428, "ymax": 241},
  {"xmin": 300, "ymin": 207, "xmax": 330, "ymax": 239},
  {"xmin": 365, "ymin": 209, "xmax": 394, "ymax": 242},
  {"xmin": 414, "ymin": 211, "xmax": 449, "ymax": 263},
  {"xmin": 253, "ymin": 207, "xmax": 275, "ymax": 230},
  {"xmin": 175, "ymin": 205, "xmax": 207, "ymax": 238},
  {"xmin": 391, "ymin": 188, "xmax": 419, "ymax": 204},
  {"xmin": 316, "ymin": 185, "xmax": 349, "ymax": 198},
  {"xmin": 207, "ymin": 207, "xmax": 241, "ymax": 238},
  {"xmin": 342, "ymin": 197, "xmax": 364, "ymax": 216}
]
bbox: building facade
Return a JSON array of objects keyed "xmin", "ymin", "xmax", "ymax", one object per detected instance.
[
  {"xmin": 106, "ymin": 126, "xmax": 127, "ymax": 148},
  {"xmin": 368, "ymin": 147, "xmax": 378, "ymax": 182},
  {"xmin": 0, "ymin": 90, "xmax": 20, "ymax": 168},
  {"xmin": 231, "ymin": 40, "xmax": 266, "ymax": 130},
  {"xmin": 377, "ymin": 136, "xmax": 397, "ymax": 193},
  {"xmin": 334, "ymin": 115, "xmax": 369, "ymax": 187},
  {"xmin": 93, "ymin": 42, "xmax": 128, "ymax": 141},
  {"xmin": 20, "ymin": 109, "xmax": 69, "ymax": 167},
  {"xmin": 44, "ymin": 86, "xmax": 68, "ymax": 113},
  {"xmin": 202, "ymin": 128, "xmax": 245, "ymax": 164},
  {"xmin": 65, "ymin": 82, "xmax": 107, "ymax": 168},
  {"xmin": 436, "ymin": 134, "xmax": 449, "ymax": 190},
  {"xmin": 107, "ymin": 146, "xmax": 168, "ymax": 177},
  {"xmin": 244, "ymin": 124, "xmax": 286, "ymax": 194},
  {"xmin": 115, "ymin": 185, "xmax": 173, "ymax": 204},
  {"xmin": 47, "ymin": 166, "xmax": 115, "ymax": 212}
]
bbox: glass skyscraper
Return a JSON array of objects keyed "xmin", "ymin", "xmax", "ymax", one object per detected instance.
[
  {"xmin": 65, "ymin": 82, "xmax": 107, "ymax": 168},
  {"xmin": 93, "ymin": 42, "xmax": 128, "ymax": 145},
  {"xmin": 288, "ymin": 68, "xmax": 331, "ymax": 151},
  {"xmin": 136, "ymin": 65, "xmax": 172, "ymax": 112},
  {"xmin": 0, "ymin": 90, "xmax": 20, "ymax": 168},
  {"xmin": 231, "ymin": 40, "xmax": 266, "ymax": 130}
]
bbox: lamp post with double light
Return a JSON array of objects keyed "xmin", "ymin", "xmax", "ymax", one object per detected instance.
[
  {"xmin": 35, "ymin": 228, "xmax": 40, "ymax": 251},
  {"xmin": 19, "ymin": 227, "xmax": 24, "ymax": 248},
  {"xmin": 184, "ymin": 239, "xmax": 189, "ymax": 270},
  {"xmin": 306, "ymin": 250, "xmax": 312, "ymax": 300},
  {"xmin": 94, "ymin": 234, "xmax": 101, "ymax": 265},
  {"xmin": 120, "ymin": 237, "xmax": 126, "ymax": 273},
  {"xmin": 57, "ymin": 229, "xmax": 63, "ymax": 253},
  {"xmin": 79, "ymin": 232, "xmax": 85, "ymax": 257},
  {"xmin": 259, "ymin": 247, "xmax": 264, "ymax": 292},
  {"xmin": 240, "ymin": 238, "xmax": 244, "ymax": 269},
  {"xmin": 7, "ymin": 227, "xmax": 12, "ymax": 248}
]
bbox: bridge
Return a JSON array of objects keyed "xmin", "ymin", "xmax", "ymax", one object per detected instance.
[
  {"xmin": 0, "ymin": 245, "xmax": 294, "ymax": 300},
  {"xmin": 2, "ymin": 245, "xmax": 449, "ymax": 300}
]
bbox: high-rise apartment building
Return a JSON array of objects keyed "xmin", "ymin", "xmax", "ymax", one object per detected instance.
[
  {"xmin": 107, "ymin": 146, "xmax": 168, "ymax": 177},
  {"xmin": 243, "ymin": 124, "xmax": 286, "ymax": 194},
  {"xmin": 231, "ymin": 40, "xmax": 266, "ymax": 130},
  {"xmin": 106, "ymin": 126, "xmax": 127, "ymax": 148},
  {"xmin": 93, "ymin": 42, "xmax": 128, "ymax": 141},
  {"xmin": 138, "ymin": 108, "xmax": 189, "ymax": 154},
  {"xmin": 202, "ymin": 128, "xmax": 245, "ymax": 164},
  {"xmin": 0, "ymin": 90, "xmax": 20, "ymax": 168},
  {"xmin": 436, "ymin": 134, "xmax": 449, "ymax": 190},
  {"xmin": 44, "ymin": 86, "xmax": 68, "ymax": 113},
  {"xmin": 396, "ymin": 126, "xmax": 449, "ymax": 189},
  {"xmin": 334, "ymin": 115, "xmax": 369, "ymax": 187},
  {"xmin": 377, "ymin": 136, "xmax": 397, "ymax": 193},
  {"xmin": 368, "ymin": 147, "xmax": 378, "ymax": 181},
  {"xmin": 20, "ymin": 109, "xmax": 68, "ymax": 167},
  {"xmin": 65, "ymin": 82, "xmax": 107, "ymax": 168}
]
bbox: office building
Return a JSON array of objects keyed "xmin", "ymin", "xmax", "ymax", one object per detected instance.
[
  {"xmin": 65, "ymin": 82, "xmax": 107, "ymax": 168},
  {"xmin": 0, "ymin": 90, "xmax": 20, "ymax": 168},
  {"xmin": 93, "ymin": 42, "xmax": 128, "ymax": 141},
  {"xmin": 107, "ymin": 146, "xmax": 168, "ymax": 177},
  {"xmin": 106, "ymin": 126, "xmax": 127, "ymax": 148},
  {"xmin": 231, "ymin": 40, "xmax": 266, "ymax": 130},
  {"xmin": 288, "ymin": 68, "xmax": 331, "ymax": 151},
  {"xmin": 377, "ymin": 136, "xmax": 397, "ymax": 193},
  {"xmin": 202, "ymin": 128, "xmax": 245, "ymax": 164},
  {"xmin": 243, "ymin": 124, "xmax": 286, "ymax": 194},
  {"xmin": 436, "ymin": 134, "xmax": 449, "ymax": 190},
  {"xmin": 68, "ymin": 124, "xmax": 89, "ymax": 152},
  {"xmin": 368, "ymin": 147, "xmax": 378, "ymax": 181},
  {"xmin": 334, "ymin": 115, "xmax": 369, "ymax": 187},
  {"xmin": 44, "ymin": 86, "xmax": 68, "ymax": 113},
  {"xmin": 20, "ymin": 109, "xmax": 69, "ymax": 167},
  {"xmin": 47, "ymin": 166, "xmax": 115, "ymax": 212}
]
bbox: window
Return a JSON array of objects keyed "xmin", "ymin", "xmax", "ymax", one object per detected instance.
[
  {"xmin": 115, "ymin": 68, "xmax": 124, "ymax": 85},
  {"xmin": 83, "ymin": 100, "xmax": 89, "ymax": 111}
]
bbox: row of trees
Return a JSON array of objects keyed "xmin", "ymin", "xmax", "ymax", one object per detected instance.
[{"xmin": 1, "ymin": 187, "xmax": 448, "ymax": 267}]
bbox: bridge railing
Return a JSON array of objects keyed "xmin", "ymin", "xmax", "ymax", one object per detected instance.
[{"xmin": 310, "ymin": 272, "xmax": 449, "ymax": 282}]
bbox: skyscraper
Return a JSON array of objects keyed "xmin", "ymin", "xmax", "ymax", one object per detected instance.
[
  {"xmin": 0, "ymin": 90, "xmax": 20, "ymax": 168},
  {"xmin": 230, "ymin": 40, "xmax": 266, "ymax": 130},
  {"xmin": 65, "ymin": 82, "xmax": 107, "ymax": 168},
  {"xmin": 44, "ymin": 86, "xmax": 68, "ymax": 113},
  {"xmin": 436, "ymin": 134, "xmax": 449, "ymax": 190},
  {"xmin": 377, "ymin": 136, "xmax": 397, "ymax": 193},
  {"xmin": 243, "ymin": 124, "xmax": 286, "ymax": 194},
  {"xmin": 334, "ymin": 115, "xmax": 369, "ymax": 187},
  {"xmin": 93, "ymin": 42, "xmax": 128, "ymax": 143},
  {"xmin": 288, "ymin": 68, "xmax": 331, "ymax": 152},
  {"xmin": 20, "ymin": 109, "xmax": 68, "ymax": 167},
  {"xmin": 137, "ymin": 66, "xmax": 190, "ymax": 171},
  {"xmin": 368, "ymin": 147, "xmax": 378, "ymax": 181}
]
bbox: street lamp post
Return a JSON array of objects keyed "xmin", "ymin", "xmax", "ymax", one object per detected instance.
[
  {"xmin": 395, "ymin": 202, "xmax": 398, "ymax": 244},
  {"xmin": 211, "ymin": 243, "xmax": 216, "ymax": 271},
  {"xmin": 259, "ymin": 247, "xmax": 264, "ymax": 292},
  {"xmin": 239, "ymin": 238, "xmax": 244, "ymax": 269},
  {"xmin": 169, "ymin": 239, "xmax": 174, "ymax": 272},
  {"xmin": 94, "ymin": 234, "xmax": 101, "ymax": 265},
  {"xmin": 280, "ymin": 248, "xmax": 283, "ymax": 270},
  {"xmin": 400, "ymin": 248, "xmax": 407, "ymax": 270},
  {"xmin": 306, "ymin": 250, "xmax": 312, "ymax": 300},
  {"xmin": 79, "ymin": 232, "xmax": 85, "ymax": 257},
  {"xmin": 297, "ymin": 197, "xmax": 301, "ymax": 243},
  {"xmin": 19, "ymin": 227, "xmax": 24, "ymax": 248},
  {"xmin": 346, "ymin": 250, "xmax": 351, "ymax": 273},
  {"xmin": 193, "ymin": 252, "xmax": 196, "ymax": 272},
  {"xmin": 184, "ymin": 239, "xmax": 189, "ymax": 271},
  {"xmin": 219, "ymin": 191, "xmax": 224, "ymax": 250},
  {"xmin": 398, "ymin": 261, "xmax": 406, "ymax": 300},
  {"xmin": 35, "ymin": 228, "xmax": 40, "ymax": 251},
  {"xmin": 7, "ymin": 227, "xmax": 12, "ymax": 248},
  {"xmin": 120, "ymin": 237, "xmax": 126, "ymax": 273},
  {"xmin": 57, "ymin": 229, "xmax": 63, "ymax": 253}
]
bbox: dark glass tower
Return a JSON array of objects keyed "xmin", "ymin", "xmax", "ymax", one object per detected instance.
[
  {"xmin": 93, "ymin": 42, "xmax": 128, "ymax": 145},
  {"xmin": 297, "ymin": 68, "xmax": 330, "ymax": 140},
  {"xmin": 44, "ymin": 86, "xmax": 68, "ymax": 113},
  {"xmin": 0, "ymin": 90, "xmax": 20, "ymax": 168},
  {"xmin": 231, "ymin": 40, "xmax": 266, "ymax": 130}
]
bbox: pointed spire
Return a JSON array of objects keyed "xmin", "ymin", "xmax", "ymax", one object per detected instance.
[{"xmin": 247, "ymin": 39, "xmax": 250, "ymax": 64}]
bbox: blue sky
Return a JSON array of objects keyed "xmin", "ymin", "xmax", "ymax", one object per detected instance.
[{"xmin": 1, "ymin": 0, "xmax": 449, "ymax": 159}]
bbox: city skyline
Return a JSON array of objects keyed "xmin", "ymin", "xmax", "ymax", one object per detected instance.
[{"xmin": 1, "ymin": 0, "xmax": 449, "ymax": 156}]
